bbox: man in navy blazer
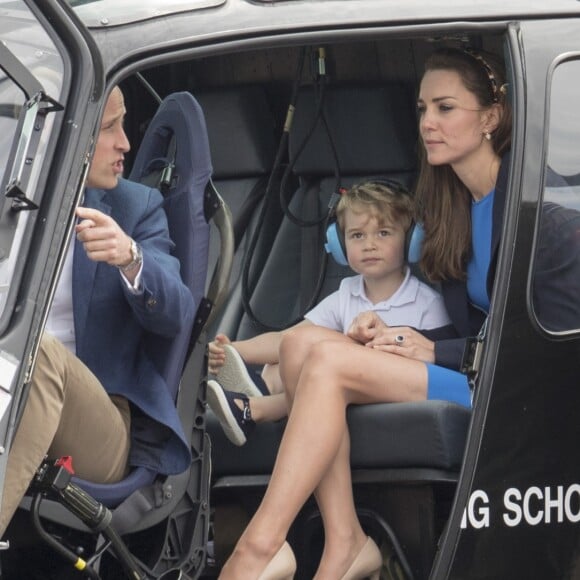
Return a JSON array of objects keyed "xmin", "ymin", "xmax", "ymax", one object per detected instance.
[{"xmin": 0, "ymin": 87, "xmax": 194, "ymax": 535}]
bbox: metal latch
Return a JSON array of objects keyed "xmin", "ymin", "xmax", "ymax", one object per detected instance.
[{"xmin": 460, "ymin": 317, "xmax": 488, "ymax": 390}]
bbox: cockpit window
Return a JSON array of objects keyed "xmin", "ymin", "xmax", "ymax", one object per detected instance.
[
  {"xmin": 0, "ymin": 0, "xmax": 65, "ymax": 327},
  {"xmin": 544, "ymin": 59, "xmax": 580, "ymax": 209},
  {"xmin": 0, "ymin": 80, "xmax": 22, "ymax": 188},
  {"xmin": 532, "ymin": 57, "xmax": 580, "ymax": 333}
]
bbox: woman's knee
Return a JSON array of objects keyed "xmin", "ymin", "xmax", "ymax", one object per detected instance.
[
  {"xmin": 279, "ymin": 326, "xmax": 344, "ymax": 366},
  {"xmin": 286, "ymin": 341, "xmax": 348, "ymax": 393},
  {"xmin": 280, "ymin": 329, "xmax": 351, "ymax": 397},
  {"xmin": 299, "ymin": 340, "xmax": 349, "ymax": 383}
]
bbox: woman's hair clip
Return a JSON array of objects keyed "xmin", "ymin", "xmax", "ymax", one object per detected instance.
[{"xmin": 463, "ymin": 47, "xmax": 500, "ymax": 104}]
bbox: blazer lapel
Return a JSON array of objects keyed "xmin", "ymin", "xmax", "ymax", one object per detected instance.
[{"xmin": 72, "ymin": 188, "xmax": 112, "ymax": 354}]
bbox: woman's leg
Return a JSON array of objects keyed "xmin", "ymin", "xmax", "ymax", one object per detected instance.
[
  {"xmin": 278, "ymin": 327, "xmax": 368, "ymax": 577},
  {"xmin": 285, "ymin": 329, "xmax": 423, "ymax": 579},
  {"xmin": 219, "ymin": 328, "xmax": 428, "ymax": 579},
  {"xmin": 251, "ymin": 327, "xmax": 355, "ymax": 421},
  {"xmin": 311, "ymin": 430, "xmax": 369, "ymax": 580}
]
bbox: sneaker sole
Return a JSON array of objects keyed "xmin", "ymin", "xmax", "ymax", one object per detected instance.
[
  {"xmin": 216, "ymin": 344, "xmax": 264, "ymax": 398},
  {"xmin": 207, "ymin": 380, "xmax": 247, "ymax": 446}
]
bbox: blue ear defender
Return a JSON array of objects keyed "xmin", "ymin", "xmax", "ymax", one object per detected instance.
[
  {"xmin": 324, "ymin": 179, "xmax": 422, "ymax": 266},
  {"xmin": 324, "ymin": 221, "xmax": 349, "ymax": 266},
  {"xmin": 325, "ymin": 220, "xmax": 424, "ymax": 266},
  {"xmin": 407, "ymin": 222, "xmax": 424, "ymax": 264}
]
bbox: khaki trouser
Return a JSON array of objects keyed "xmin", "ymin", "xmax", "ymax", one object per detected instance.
[{"xmin": 0, "ymin": 333, "xmax": 131, "ymax": 536}]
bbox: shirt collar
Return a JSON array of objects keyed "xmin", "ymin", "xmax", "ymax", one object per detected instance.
[{"xmin": 351, "ymin": 266, "xmax": 418, "ymax": 307}]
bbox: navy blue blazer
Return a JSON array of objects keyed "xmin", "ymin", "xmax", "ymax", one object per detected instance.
[{"xmin": 73, "ymin": 179, "xmax": 195, "ymax": 475}]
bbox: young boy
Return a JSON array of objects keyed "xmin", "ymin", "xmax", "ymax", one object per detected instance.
[{"xmin": 207, "ymin": 181, "xmax": 450, "ymax": 445}]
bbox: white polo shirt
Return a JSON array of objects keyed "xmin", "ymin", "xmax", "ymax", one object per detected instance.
[{"xmin": 305, "ymin": 267, "xmax": 450, "ymax": 333}]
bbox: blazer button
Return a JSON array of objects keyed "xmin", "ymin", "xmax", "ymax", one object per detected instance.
[{"xmin": 146, "ymin": 298, "xmax": 157, "ymax": 309}]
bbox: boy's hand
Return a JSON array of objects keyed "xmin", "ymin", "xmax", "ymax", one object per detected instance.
[
  {"xmin": 208, "ymin": 334, "xmax": 232, "ymax": 375},
  {"xmin": 347, "ymin": 311, "xmax": 387, "ymax": 345}
]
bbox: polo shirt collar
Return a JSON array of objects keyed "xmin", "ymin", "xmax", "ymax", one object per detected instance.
[{"xmin": 351, "ymin": 267, "xmax": 419, "ymax": 307}]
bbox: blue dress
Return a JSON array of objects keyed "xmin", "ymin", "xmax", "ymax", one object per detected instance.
[{"xmin": 425, "ymin": 190, "xmax": 495, "ymax": 408}]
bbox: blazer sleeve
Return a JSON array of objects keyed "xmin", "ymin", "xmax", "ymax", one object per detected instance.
[
  {"xmin": 420, "ymin": 324, "xmax": 467, "ymax": 371},
  {"xmin": 122, "ymin": 187, "xmax": 195, "ymax": 338},
  {"xmin": 433, "ymin": 336, "xmax": 468, "ymax": 370}
]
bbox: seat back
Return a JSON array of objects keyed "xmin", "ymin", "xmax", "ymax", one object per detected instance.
[
  {"xmin": 235, "ymin": 83, "xmax": 417, "ymax": 337},
  {"xmin": 196, "ymin": 86, "xmax": 285, "ymax": 339},
  {"xmin": 70, "ymin": 91, "xmax": 217, "ymax": 512},
  {"xmin": 65, "ymin": 92, "xmax": 214, "ymax": 509},
  {"xmin": 129, "ymin": 91, "xmax": 212, "ymax": 394}
]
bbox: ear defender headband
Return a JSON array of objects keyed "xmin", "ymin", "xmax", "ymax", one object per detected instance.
[{"xmin": 324, "ymin": 179, "xmax": 420, "ymax": 267}]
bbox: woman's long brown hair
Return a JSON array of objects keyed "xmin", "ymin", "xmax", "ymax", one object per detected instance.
[{"xmin": 414, "ymin": 47, "xmax": 512, "ymax": 282}]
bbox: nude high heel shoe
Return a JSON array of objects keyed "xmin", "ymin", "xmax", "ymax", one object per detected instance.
[
  {"xmin": 258, "ymin": 541, "xmax": 297, "ymax": 580},
  {"xmin": 340, "ymin": 536, "xmax": 382, "ymax": 580}
]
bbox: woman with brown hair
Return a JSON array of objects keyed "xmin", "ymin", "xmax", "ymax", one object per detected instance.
[{"xmin": 218, "ymin": 46, "xmax": 511, "ymax": 580}]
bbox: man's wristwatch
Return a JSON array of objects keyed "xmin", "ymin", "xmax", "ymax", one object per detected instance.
[{"xmin": 118, "ymin": 238, "xmax": 143, "ymax": 273}]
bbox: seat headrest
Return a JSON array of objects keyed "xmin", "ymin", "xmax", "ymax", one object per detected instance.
[
  {"xmin": 289, "ymin": 85, "xmax": 417, "ymax": 176},
  {"xmin": 196, "ymin": 87, "xmax": 277, "ymax": 179}
]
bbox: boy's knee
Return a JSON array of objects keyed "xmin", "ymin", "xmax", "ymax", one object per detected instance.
[
  {"xmin": 280, "ymin": 325, "xmax": 307, "ymax": 349},
  {"xmin": 279, "ymin": 329, "xmax": 301, "ymax": 362}
]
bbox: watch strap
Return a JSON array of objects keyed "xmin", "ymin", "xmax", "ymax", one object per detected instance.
[{"xmin": 118, "ymin": 239, "xmax": 143, "ymax": 272}]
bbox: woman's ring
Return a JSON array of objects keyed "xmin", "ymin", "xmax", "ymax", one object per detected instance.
[{"xmin": 395, "ymin": 335, "xmax": 405, "ymax": 346}]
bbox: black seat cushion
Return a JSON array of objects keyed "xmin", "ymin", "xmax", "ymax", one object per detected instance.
[{"xmin": 208, "ymin": 400, "xmax": 471, "ymax": 479}]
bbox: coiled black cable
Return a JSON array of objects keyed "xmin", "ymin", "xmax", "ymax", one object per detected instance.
[{"xmin": 240, "ymin": 46, "xmax": 344, "ymax": 331}]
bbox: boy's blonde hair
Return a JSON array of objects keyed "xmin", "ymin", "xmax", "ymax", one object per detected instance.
[{"xmin": 336, "ymin": 181, "xmax": 414, "ymax": 233}]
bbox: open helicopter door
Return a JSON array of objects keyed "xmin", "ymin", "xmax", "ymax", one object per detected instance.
[
  {"xmin": 0, "ymin": 0, "xmax": 102, "ymax": 546},
  {"xmin": 431, "ymin": 27, "xmax": 580, "ymax": 579}
]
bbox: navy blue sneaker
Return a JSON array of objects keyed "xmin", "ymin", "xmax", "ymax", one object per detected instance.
[{"xmin": 207, "ymin": 379, "xmax": 256, "ymax": 446}]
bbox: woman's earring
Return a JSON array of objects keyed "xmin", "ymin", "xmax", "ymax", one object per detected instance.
[{"xmin": 484, "ymin": 131, "xmax": 492, "ymax": 141}]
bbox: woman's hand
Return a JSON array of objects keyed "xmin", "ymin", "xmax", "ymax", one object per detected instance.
[
  {"xmin": 366, "ymin": 325, "xmax": 436, "ymax": 363},
  {"xmin": 208, "ymin": 333, "xmax": 232, "ymax": 375}
]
